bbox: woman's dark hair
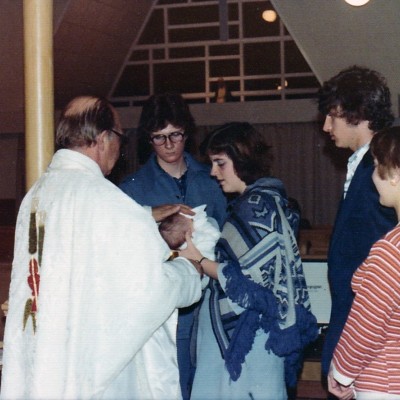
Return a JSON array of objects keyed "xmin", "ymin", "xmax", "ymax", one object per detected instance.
[
  {"xmin": 205, "ymin": 122, "xmax": 271, "ymax": 185},
  {"xmin": 318, "ymin": 65, "xmax": 394, "ymax": 132},
  {"xmin": 370, "ymin": 126, "xmax": 400, "ymax": 179}
]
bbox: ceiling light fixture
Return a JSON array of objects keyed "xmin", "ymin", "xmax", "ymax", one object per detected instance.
[
  {"xmin": 262, "ymin": 10, "xmax": 277, "ymax": 23},
  {"xmin": 344, "ymin": 0, "xmax": 370, "ymax": 6}
]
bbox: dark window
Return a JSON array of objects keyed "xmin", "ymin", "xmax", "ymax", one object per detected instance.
[
  {"xmin": 285, "ymin": 41, "xmax": 312, "ymax": 73},
  {"xmin": 154, "ymin": 62, "xmax": 205, "ymax": 93},
  {"xmin": 130, "ymin": 50, "xmax": 149, "ymax": 62},
  {"xmin": 244, "ymin": 42, "xmax": 280, "ymax": 75},
  {"xmin": 210, "ymin": 44, "xmax": 239, "ymax": 56},
  {"xmin": 210, "ymin": 59, "xmax": 240, "ymax": 77},
  {"xmin": 168, "ymin": 5, "xmax": 219, "ymax": 24},
  {"xmin": 113, "ymin": 65, "xmax": 149, "ymax": 97},
  {"xmin": 243, "ymin": 1, "xmax": 279, "ymax": 38},
  {"xmin": 170, "ymin": 46, "xmax": 205, "ymax": 58},
  {"xmin": 139, "ymin": 9, "xmax": 164, "ymax": 45}
]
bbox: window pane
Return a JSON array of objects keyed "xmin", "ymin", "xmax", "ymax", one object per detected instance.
[
  {"xmin": 245, "ymin": 78, "xmax": 280, "ymax": 91},
  {"xmin": 229, "ymin": 24, "xmax": 239, "ymax": 39},
  {"xmin": 243, "ymin": 1, "xmax": 279, "ymax": 38},
  {"xmin": 168, "ymin": 5, "xmax": 218, "ymax": 24},
  {"xmin": 169, "ymin": 26, "xmax": 220, "ymax": 42},
  {"xmin": 129, "ymin": 50, "xmax": 148, "ymax": 62},
  {"xmin": 170, "ymin": 46, "xmax": 205, "ymax": 58},
  {"xmin": 244, "ymin": 42, "xmax": 280, "ymax": 75},
  {"xmin": 154, "ymin": 62, "xmax": 205, "ymax": 93},
  {"xmin": 285, "ymin": 41, "xmax": 312, "ymax": 73},
  {"xmin": 139, "ymin": 9, "xmax": 164, "ymax": 45},
  {"xmin": 153, "ymin": 49, "xmax": 165, "ymax": 60},
  {"xmin": 210, "ymin": 59, "xmax": 239, "ymax": 77},
  {"xmin": 111, "ymin": 0, "xmax": 320, "ymax": 103},
  {"xmin": 228, "ymin": 3, "xmax": 238, "ymax": 20},
  {"xmin": 113, "ymin": 65, "xmax": 149, "ymax": 97},
  {"xmin": 210, "ymin": 44, "xmax": 239, "ymax": 56},
  {"xmin": 287, "ymin": 76, "xmax": 320, "ymax": 89}
]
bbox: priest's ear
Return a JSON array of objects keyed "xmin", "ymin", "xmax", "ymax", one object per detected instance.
[{"xmin": 95, "ymin": 130, "xmax": 109, "ymax": 150}]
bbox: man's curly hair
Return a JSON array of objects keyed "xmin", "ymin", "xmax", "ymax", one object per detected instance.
[{"xmin": 318, "ymin": 65, "xmax": 394, "ymax": 132}]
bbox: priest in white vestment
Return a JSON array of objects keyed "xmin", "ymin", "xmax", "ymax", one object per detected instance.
[{"xmin": 0, "ymin": 96, "xmax": 202, "ymax": 400}]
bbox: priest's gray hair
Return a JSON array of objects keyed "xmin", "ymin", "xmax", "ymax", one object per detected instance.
[{"xmin": 56, "ymin": 96, "xmax": 120, "ymax": 149}]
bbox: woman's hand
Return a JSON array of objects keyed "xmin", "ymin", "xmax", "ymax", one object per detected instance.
[
  {"xmin": 152, "ymin": 204, "xmax": 194, "ymax": 222},
  {"xmin": 180, "ymin": 233, "xmax": 219, "ymax": 279},
  {"xmin": 179, "ymin": 232, "xmax": 203, "ymax": 261}
]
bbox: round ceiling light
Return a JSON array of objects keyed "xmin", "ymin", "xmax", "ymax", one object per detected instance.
[
  {"xmin": 344, "ymin": 0, "xmax": 370, "ymax": 6},
  {"xmin": 262, "ymin": 10, "xmax": 277, "ymax": 23}
]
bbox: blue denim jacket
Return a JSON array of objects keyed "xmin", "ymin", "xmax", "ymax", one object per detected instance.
[{"xmin": 119, "ymin": 152, "xmax": 227, "ymax": 338}]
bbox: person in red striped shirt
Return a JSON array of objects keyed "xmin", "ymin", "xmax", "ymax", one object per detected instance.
[{"xmin": 328, "ymin": 126, "xmax": 400, "ymax": 400}]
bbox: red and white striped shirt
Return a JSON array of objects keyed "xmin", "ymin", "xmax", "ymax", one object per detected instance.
[{"xmin": 332, "ymin": 225, "xmax": 400, "ymax": 395}]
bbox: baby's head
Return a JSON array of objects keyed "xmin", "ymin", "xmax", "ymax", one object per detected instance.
[{"xmin": 159, "ymin": 213, "xmax": 193, "ymax": 249}]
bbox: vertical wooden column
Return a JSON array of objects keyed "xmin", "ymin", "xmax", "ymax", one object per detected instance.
[{"xmin": 23, "ymin": 0, "xmax": 54, "ymax": 190}]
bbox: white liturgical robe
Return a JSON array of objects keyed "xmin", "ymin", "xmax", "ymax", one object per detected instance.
[
  {"xmin": 134, "ymin": 205, "xmax": 221, "ymax": 399},
  {"xmin": 0, "ymin": 149, "xmax": 202, "ymax": 400}
]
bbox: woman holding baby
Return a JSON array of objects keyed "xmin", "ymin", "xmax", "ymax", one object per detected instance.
[{"xmin": 180, "ymin": 122, "xmax": 318, "ymax": 400}]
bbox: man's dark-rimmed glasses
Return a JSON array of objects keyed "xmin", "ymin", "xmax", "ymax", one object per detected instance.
[
  {"xmin": 110, "ymin": 129, "xmax": 128, "ymax": 145},
  {"xmin": 150, "ymin": 132, "xmax": 185, "ymax": 146}
]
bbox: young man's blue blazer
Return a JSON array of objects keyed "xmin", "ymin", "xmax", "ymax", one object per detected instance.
[{"xmin": 321, "ymin": 149, "xmax": 397, "ymax": 375}]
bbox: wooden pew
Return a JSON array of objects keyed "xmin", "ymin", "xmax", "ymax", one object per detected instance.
[{"xmin": 298, "ymin": 225, "xmax": 332, "ymax": 259}]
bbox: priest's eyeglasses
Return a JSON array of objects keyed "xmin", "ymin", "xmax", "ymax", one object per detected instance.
[
  {"xmin": 110, "ymin": 129, "xmax": 128, "ymax": 145},
  {"xmin": 150, "ymin": 132, "xmax": 185, "ymax": 146}
]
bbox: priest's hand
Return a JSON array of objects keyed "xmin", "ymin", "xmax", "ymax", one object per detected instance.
[
  {"xmin": 152, "ymin": 204, "xmax": 194, "ymax": 222},
  {"xmin": 1, "ymin": 299, "xmax": 8, "ymax": 317}
]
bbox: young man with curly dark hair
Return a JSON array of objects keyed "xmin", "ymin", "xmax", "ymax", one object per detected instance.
[{"xmin": 318, "ymin": 66, "xmax": 398, "ymax": 387}]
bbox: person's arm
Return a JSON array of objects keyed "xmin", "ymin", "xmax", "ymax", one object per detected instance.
[
  {"xmin": 327, "ymin": 366, "xmax": 355, "ymax": 400},
  {"xmin": 1, "ymin": 299, "xmax": 8, "ymax": 316},
  {"xmin": 151, "ymin": 204, "xmax": 194, "ymax": 222},
  {"xmin": 163, "ymin": 257, "xmax": 203, "ymax": 307},
  {"xmin": 179, "ymin": 233, "xmax": 219, "ymax": 279}
]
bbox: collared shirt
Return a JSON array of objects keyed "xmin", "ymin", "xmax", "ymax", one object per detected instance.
[{"xmin": 344, "ymin": 142, "xmax": 370, "ymax": 198}]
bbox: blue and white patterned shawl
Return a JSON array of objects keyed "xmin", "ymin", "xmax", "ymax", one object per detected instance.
[{"xmin": 209, "ymin": 177, "xmax": 318, "ymax": 386}]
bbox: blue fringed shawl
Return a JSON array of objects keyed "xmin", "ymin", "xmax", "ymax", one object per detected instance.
[{"xmin": 209, "ymin": 178, "xmax": 318, "ymax": 387}]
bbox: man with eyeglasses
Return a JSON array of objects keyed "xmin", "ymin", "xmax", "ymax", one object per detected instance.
[
  {"xmin": 0, "ymin": 96, "xmax": 203, "ymax": 400},
  {"xmin": 120, "ymin": 92, "xmax": 227, "ymax": 400}
]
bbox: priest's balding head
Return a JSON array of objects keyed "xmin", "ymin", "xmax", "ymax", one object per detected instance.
[{"xmin": 55, "ymin": 95, "xmax": 126, "ymax": 176}]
